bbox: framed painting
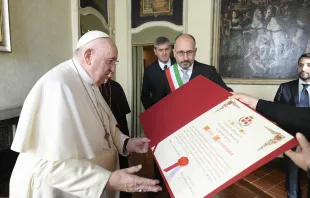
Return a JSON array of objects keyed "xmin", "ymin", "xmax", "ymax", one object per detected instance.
[
  {"xmin": 212, "ymin": 0, "xmax": 310, "ymax": 84},
  {"xmin": 132, "ymin": 0, "xmax": 183, "ymax": 29},
  {"xmin": 140, "ymin": 0, "xmax": 173, "ymax": 17},
  {"xmin": 0, "ymin": 0, "xmax": 11, "ymax": 52}
]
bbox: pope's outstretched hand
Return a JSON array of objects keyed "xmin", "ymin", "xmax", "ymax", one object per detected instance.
[{"xmin": 105, "ymin": 164, "xmax": 162, "ymax": 193}]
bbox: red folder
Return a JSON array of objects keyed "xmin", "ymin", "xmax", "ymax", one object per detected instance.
[{"xmin": 139, "ymin": 75, "xmax": 297, "ymax": 198}]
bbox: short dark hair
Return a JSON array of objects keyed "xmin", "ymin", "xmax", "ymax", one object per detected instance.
[
  {"xmin": 174, "ymin": 33, "xmax": 196, "ymax": 46},
  {"xmin": 154, "ymin": 37, "xmax": 170, "ymax": 48},
  {"xmin": 298, "ymin": 53, "xmax": 310, "ymax": 63}
]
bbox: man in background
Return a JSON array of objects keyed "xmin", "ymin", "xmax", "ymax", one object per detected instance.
[
  {"xmin": 141, "ymin": 36, "xmax": 175, "ymax": 197},
  {"xmin": 141, "ymin": 36, "xmax": 175, "ymax": 110},
  {"xmin": 274, "ymin": 53, "xmax": 310, "ymax": 198}
]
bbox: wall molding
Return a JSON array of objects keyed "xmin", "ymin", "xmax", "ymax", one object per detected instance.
[
  {"xmin": 79, "ymin": 7, "xmax": 109, "ymax": 31},
  {"xmin": 183, "ymin": 0, "xmax": 188, "ymax": 33},
  {"xmin": 71, "ymin": 0, "xmax": 79, "ymax": 53},
  {"xmin": 131, "ymin": 21, "xmax": 183, "ymax": 34}
]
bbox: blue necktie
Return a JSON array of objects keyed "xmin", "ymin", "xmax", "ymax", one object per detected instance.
[{"xmin": 300, "ymin": 84, "xmax": 309, "ymax": 107}]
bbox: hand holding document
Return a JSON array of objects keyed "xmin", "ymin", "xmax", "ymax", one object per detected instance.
[
  {"xmin": 229, "ymin": 92, "xmax": 259, "ymax": 109},
  {"xmin": 285, "ymin": 132, "xmax": 310, "ymax": 171},
  {"xmin": 139, "ymin": 75, "xmax": 297, "ymax": 198}
]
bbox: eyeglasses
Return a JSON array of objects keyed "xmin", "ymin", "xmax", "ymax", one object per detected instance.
[
  {"xmin": 298, "ymin": 63, "xmax": 310, "ymax": 67},
  {"xmin": 106, "ymin": 59, "xmax": 119, "ymax": 66},
  {"xmin": 175, "ymin": 50, "xmax": 195, "ymax": 57}
]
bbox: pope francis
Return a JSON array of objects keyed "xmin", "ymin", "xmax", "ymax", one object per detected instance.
[{"xmin": 9, "ymin": 31, "xmax": 162, "ymax": 198}]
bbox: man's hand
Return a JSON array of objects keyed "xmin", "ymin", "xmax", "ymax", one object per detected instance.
[
  {"xmin": 229, "ymin": 92, "xmax": 259, "ymax": 109},
  {"xmin": 285, "ymin": 133, "xmax": 310, "ymax": 171},
  {"xmin": 105, "ymin": 164, "xmax": 162, "ymax": 193},
  {"xmin": 126, "ymin": 138, "xmax": 150, "ymax": 153}
]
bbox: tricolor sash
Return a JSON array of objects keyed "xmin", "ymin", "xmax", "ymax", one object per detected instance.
[{"xmin": 165, "ymin": 63, "xmax": 183, "ymax": 92}]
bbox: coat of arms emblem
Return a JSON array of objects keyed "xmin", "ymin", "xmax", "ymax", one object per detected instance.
[{"xmin": 238, "ymin": 116, "xmax": 254, "ymax": 126}]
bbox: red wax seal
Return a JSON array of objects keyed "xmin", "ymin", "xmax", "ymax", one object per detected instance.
[
  {"xmin": 164, "ymin": 157, "xmax": 189, "ymax": 172},
  {"xmin": 178, "ymin": 157, "xmax": 189, "ymax": 166}
]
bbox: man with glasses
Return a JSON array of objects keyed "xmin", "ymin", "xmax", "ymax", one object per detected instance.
[
  {"xmin": 273, "ymin": 53, "xmax": 310, "ymax": 198},
  {"xmin": 164, "ymin": 33, "xmax": 232, "ymax": 93},
  {"xmin": 141, "ymin": 37, "xmax": 175, "ymax": 110}
]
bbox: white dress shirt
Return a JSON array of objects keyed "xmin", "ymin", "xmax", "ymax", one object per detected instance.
[
  {"xmin": 158, "ymin": 58, "xmax": 172, "ymax": 70},
  {"xmin": 177, "ymin": 64, "xmax": 193, "ymax": 78}
]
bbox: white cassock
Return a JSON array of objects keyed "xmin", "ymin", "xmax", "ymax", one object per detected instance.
[{"xmin": 9, "ymin": 58, "xmax": 129, "ymax": 198}]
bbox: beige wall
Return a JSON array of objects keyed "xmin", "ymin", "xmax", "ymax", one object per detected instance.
[
  {"xmin": 186, "ymin": 0, "xmax": 213, "ymax": 64},
  {"xmin": 114, "ymin": 0, "xmax": 132, "ymax": 133},
  {"xmin": 0, "ymin": 0, "xmax": 72, "ymax": 110},
  {"xmin": 114, "ymin": 0, "xmax": 131, "ymax": 100}
]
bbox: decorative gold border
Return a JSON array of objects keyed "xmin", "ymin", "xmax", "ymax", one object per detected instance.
[
  {"xmin": 215, "ymin": 100, "xmax": 240, "ymax": 112},
  {"xmin": 257, "ymin": 127, "xmax": 285, "ymax": 151},
  {"xmin": 140, "ymin": 0, "xmax": 173, "ymax": 17}
]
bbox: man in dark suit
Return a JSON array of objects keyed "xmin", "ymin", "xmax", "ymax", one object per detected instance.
[
  {"xmin": 231, "ymin": 92, "xmax": 310, "ymax": 179},
  {"xmin": 100, "ymin": 78, "xmax": 132, "ymax": 198},
  {"xmin": 141, "ymin": 37, "xmax": 175, "ymax": 110},
  {"xmin": 141, "ymin": 37, "xmax": 175, "ymax": 197},
  {"xmin": 274, "ymin": 53, "xmax": 310, "ymax": 198},
  {"xmin": 163, "ymin": 33, "xmax": 232, "ymax": 94}
]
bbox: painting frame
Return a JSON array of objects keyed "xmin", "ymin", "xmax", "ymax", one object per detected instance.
[
  {"xmin": 0, "ymin": 0, "xmax": 11, "ymax": 52},
  {"xmin": 211, "ymin": 0, "xmax": 299, "ymax": 85},
  {"xmin": 140, "ymin": 0, "xmax": 173, "ymax": 18}
]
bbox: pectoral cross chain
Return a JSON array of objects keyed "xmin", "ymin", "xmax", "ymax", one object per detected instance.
[{"xmin": 104, "ymin": 132, "xmax": 111, "ymax": 148}]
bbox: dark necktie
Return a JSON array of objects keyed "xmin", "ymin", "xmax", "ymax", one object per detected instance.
[
  {"xmin": 300, "ymin": 84, "xmax": 309, "ymax": 107},
  {"xmin": 103, "ymin": 82, "xmax": 111, "ymax": 107},
  {"xmin": 164, "ymin": 65, "xmax": 168, "ymax": 70}
]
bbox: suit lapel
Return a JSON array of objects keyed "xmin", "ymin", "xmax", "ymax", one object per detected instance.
[
  {"xmin": 291, "ymin": 79, "xmax": 299, "ymax": 106},
  {"xmin": 155, "ymin": 61, "xmax": 162, "ymax": 71},
  {"xmin": 190, "ymin": 62, "xmax": 199, "ymax": 80}
]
